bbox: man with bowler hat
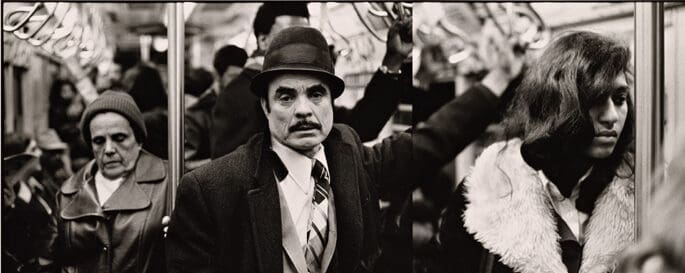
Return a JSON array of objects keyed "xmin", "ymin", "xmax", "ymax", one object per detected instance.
[
  {"xmin": 167, "ymin": 26, "xmax": 522, "ymax": 273},
  {"xmin": 210, "ymin": 3, "xmax": 412, "ymax": 159}
]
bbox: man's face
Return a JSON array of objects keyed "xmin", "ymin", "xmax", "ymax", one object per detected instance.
[
  {"xmin": 584, "ymin": 73, "xmax": 629, "ymax": 159},
  {"xmin": 89, "ymin": 112, "xmax": 142, "ymax": 179},
  {"xmin": 261, "ymin": 73, "xmax": 334, "ymax": 153},
  {"xmin": 259, "ymin": 15, "xmax": 309, "ymax": 51}
]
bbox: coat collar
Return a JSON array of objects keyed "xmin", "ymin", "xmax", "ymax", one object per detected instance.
[
  {"xmin": 60, "ymin": 150, "xmax": 167, "ymax": 220},
  {"xmin": 247, "ymin": 126, "xmax": 360, "ymax": 273},
  {"xmin": 462, "ymin": 139, "xmax": 634, "ymax": 273}
]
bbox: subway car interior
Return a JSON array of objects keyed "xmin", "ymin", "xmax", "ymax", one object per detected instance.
[{"xmin": 2, "ymin": 2, "xmax": 685, "ymax": 273}]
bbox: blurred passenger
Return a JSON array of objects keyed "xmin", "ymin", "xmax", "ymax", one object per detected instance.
[
  {"xmin": 213, "ymin": 45, "xmax": 249, "ymax": 91},
  {"xmin": 2, "ymin": 132, "xmax": 57, "ymax": 273},
  {"xmin": 184, "ymin": 45, "xmax": 248, "ymax": 170},
  {"xmin": 184, "ymin": 67, "xmax": 214, "ymax": 108},
  {"xmin": 52, "ymin": 91, "xmax": 170, "ymax": 273},
  {"xmin": 49, "ymin": 79, "xmax": 90, "ymax": 170},
  {"xmin": 616, "ymin": 145, "xmax": 685, "ymax": 273},
  {"xmin": 61, "ymin": 53, "xmax": 125, "ymax": 103},
  {"xmin": 438, "ymin": 31, "xmax": 635, "ymax": 273},
  {"xmin": 95, "ymin": 62, "xmax": 125, "ymax": 93},
  {"xmin": 210, "ymin": 2, "xmax": 411, "ymax": 158},
  {"xmin": 123, "ymin": 63, "xmax": 169, "ymax": 159},
  {"xmin": 35, "ymin": 129, "xmax": 73, "ymax": 208}
]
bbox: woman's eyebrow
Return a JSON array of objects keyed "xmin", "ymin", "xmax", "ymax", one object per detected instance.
[{"xmin": 613, "ymin": 86, "xmax": 629, "ymax": 94}]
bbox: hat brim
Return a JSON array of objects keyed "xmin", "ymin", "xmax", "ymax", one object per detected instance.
[
  {"xmin": 250, "ymin": 66, "xmax": 345, "ymax": 99},
  {"xmin": 38, "ymin": 142, "xmax": 69, "ymax": 151},
  {"xmin": 3, "ymin": 153, "xmax": 38, "ymax": 168}
]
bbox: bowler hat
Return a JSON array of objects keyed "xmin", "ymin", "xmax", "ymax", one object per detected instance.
[{"xmin": 251, "ymin": 26, "xmax": 345, "ymax": 98}]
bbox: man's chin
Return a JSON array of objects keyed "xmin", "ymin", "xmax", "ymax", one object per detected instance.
[{"xmin": 286, "ymin": 138, "xmax": 324, "ymax": 152}]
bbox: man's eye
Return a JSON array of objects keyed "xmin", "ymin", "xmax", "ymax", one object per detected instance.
[
  {"xmin": 310, "ymin": 92, "xmax": 323, "ymax": 99},
  {"xmin": 278, "ymin": 95, "xmax": 294, "ymax": 102}
]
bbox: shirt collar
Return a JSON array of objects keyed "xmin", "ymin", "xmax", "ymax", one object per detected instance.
[
  {"xmin": 538, "ymin": 166, "xmax": 593, "ymax": 203},
  {"xmin": 270, "ymin": 137, "xmax": 328, "ymax": 185}
]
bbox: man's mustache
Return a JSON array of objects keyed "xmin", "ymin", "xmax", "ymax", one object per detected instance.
[{"xmin": 289, "ymin": 121, "xmax": 322, "ymax": 132}]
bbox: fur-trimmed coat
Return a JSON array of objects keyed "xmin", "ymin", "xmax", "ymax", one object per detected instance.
[{"xmin": 438, "ymin": 139, "xmax": 634, "ymax": 273}]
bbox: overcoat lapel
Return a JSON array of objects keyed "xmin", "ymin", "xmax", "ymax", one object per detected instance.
[
  {"xmin": 323, "ymin": 129, "xmax": 363, "ymax": 273},
  {"xmin": 321, "ymin": 191, "xmax": 338, "ymax": 273},
  {"xmin": 247, "ymin": 137, "xmax": 284, "ymax": 273}
]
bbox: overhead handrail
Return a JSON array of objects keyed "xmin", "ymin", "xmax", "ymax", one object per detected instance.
[
  {"xmin": 352, "ymin": 2, "xmax": 412, "ymax": 43},
  {"xmin": 3, "ymin": 2, "xmax": 108, "ymax": 67},
  {"xmin": 416, "ymin": 2, "xmax": 550, "ymax": 65},
  {"xmin": 2, "ymin": 3, "xmax": 42, "ymax": 32},
  {"xmin": 27, "ymin": 3, "xmax": 72, "ymax": 47}
]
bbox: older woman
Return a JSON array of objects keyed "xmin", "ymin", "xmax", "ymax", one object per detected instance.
[
  {"xmin": 437, "ymin": 31, "xmax": 635, "ymax": 273},
  {"xmin": 53, "ymin": 91, "xmax": 170, "ymax": 273}
]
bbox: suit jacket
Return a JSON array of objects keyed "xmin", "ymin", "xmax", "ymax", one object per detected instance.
[
  {"xmin": 210, "ymin": 69, "xmax": 404, "ymax": 159},
  {"xmin": 167, "ymin": 83, "xmax": 505, "ymax": 273},
  {"xmin": 278, "ymin": 180, "xmax": 338, "ymax": 273}
]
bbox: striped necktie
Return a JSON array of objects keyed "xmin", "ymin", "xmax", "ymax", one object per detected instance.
[{"xmin": 305, "ymin": 159, "xmax": 330, "ymax": 273}]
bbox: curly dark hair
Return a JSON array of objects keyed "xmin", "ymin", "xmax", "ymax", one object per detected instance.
[{"xmin": 501, "ymin": 31, "xmax": 635, "ymax": 212}]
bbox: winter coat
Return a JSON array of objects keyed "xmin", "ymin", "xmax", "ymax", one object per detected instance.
[
  {"xmin": 439, "ymin": 139, "xmax": 634, "ymax": 273},
  {"xmin": 55, "ymin": 150, "xmax": 171, "ymax": 273}
]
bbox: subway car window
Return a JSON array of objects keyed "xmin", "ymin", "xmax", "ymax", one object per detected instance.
[{"xmin": 2, "ymin": 2, "xmax": 684, "ymax": 273}]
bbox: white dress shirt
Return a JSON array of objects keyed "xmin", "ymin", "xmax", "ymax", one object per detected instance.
[
  {"xmin": 272, "ymin": 138, "xmax": 329, "ymax": 247},
  {"xmin": 537, "ymin": 167, "xmax": 592, "ymax": 243}
]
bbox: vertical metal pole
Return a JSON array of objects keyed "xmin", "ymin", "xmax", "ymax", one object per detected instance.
[
  {"xmin": 634, "ymin": 2, "xmax": 664, "ymax": 239},
  {"xmin": 4, "ymin": 66, "xmax": 16, "ymax": 133},
  {"xmin": 167, "ymin": 2, "xmax": 184, "ymax": 213}
]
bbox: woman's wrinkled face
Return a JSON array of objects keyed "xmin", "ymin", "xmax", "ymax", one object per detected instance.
[
  {"xmin": 89, "ymin": 112, "xmax": 141, "ymax": 179},
  {"xmin": 584, "ymin": 73, "xmax": 629, "ymax": 159}
]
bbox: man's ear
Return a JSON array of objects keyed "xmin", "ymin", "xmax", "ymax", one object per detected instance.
[{"xmin": 260, "ymin": 97, "xmax": 269, "ymax": 114}]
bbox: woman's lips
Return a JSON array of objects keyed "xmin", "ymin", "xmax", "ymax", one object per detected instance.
[{"xmin": 594, "ymin": 135, "xmax": 617, "ymax": 145}]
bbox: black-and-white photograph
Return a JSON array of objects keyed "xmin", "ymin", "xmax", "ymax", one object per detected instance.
[{"xmin": 1, "ymin": 2, "xmax": 684, "ymax": 273}]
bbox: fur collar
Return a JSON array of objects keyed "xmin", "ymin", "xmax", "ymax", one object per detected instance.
[{"xmin": 462, "ymin": 139, "xmax": 634, "ymax": 273}]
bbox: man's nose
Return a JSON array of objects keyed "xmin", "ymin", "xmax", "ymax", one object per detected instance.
[
  {"xmin": 598, "ymin": 98, "xmax": 619, "ymax": 127},
  {"xmin": 293, "ymin": 97, "xmax": 313, "ymax": 118}
]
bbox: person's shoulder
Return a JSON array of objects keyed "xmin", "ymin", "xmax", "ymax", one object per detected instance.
[
  {"xmin": 332, "ymin": 123, "xmax": 358, "ymax": 140},
  {"xmin": 186, "ymin": 136, "xmax": 261, "ymax": 183}
]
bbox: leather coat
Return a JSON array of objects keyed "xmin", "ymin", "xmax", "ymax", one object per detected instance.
[{"xmin": 55, "ymin": 150, "xmax": 170, "ymax": 273}]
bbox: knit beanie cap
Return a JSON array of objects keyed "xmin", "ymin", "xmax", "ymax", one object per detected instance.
[{"xmin": 80, "ymin": 91, "xmax": 147, "ymax": 144}]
